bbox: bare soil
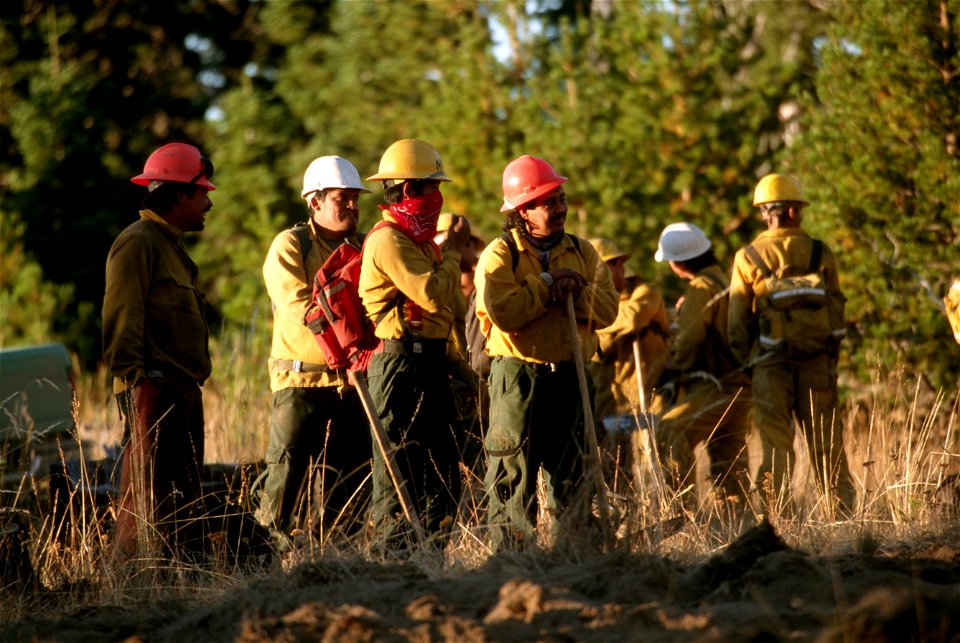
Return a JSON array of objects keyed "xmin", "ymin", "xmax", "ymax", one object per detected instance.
[{"xmin": 3, "ymin": 520, "xmax": 959, "ymax": 642}]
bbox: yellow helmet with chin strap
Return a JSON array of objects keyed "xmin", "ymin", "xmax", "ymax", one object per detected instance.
[
  {"xmin": 367, "ymin": 139, "xmax": 452, "ymax": 184},
  {"xmin": 753, "ymin": 173, "xmax": 808, "ymax": 206}
]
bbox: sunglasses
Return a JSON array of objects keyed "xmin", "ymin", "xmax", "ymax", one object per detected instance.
[{"xmin": 189, "ymin": 155, "xmax": 215, "ymax": 185}]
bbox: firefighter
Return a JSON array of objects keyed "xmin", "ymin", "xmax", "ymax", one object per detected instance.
[
  {"xmin": 587, "ymin": 238, "xmax": 670, "ymax": 422},
  {"xmin": 654, "ymin": 223, "xmax": 752, "ymax": 501},
  {"xmin": 728, "ymin": 174, "xmax": 855, "ymax": 515},
  {"xmin": 475, "ymin": 155, "xmax": 619, "ymax": 551},
  {"xmin": 359, "ymin": 139, "xmax": 471, "ymax": 543},
  {"xmin": 257, "ymin": 156, "xmax": 373, "ymax": 544},
  {"xmin": 103, "ymin": 143, "xmax": 215, "ymax": 558}
]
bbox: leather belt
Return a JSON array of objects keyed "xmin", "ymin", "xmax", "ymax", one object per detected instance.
[{"xmin": 271, "ymin": 358, "xmax": 329, "ymax": 374}]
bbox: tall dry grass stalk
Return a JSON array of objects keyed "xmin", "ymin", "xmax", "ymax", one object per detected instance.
[{"xmin": 2, "ymin": 336, "xmax": 958, "ymax": 624}]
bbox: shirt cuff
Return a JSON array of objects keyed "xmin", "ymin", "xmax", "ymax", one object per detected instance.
[{"xmin": 539, "ymin": 271, "xmax": 554, "ymax": 286}]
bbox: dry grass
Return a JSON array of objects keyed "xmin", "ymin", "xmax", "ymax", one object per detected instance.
[{"xmin": 1, "ymin": 329, "xmax": 958, "ymax": 627}]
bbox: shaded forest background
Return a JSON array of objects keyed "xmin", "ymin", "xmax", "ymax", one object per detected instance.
[{"xmin": 1, "ymin": 0, "xmax": 958, "ymax": 391}]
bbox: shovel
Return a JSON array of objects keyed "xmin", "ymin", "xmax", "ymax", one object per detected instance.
[
  {"xmin": 348, "ymin": 369, "xmax": 427, "ymax": 544},
  {"xmin": 566, "ymin": 294, "xmax": 613, "ymax": 546}
]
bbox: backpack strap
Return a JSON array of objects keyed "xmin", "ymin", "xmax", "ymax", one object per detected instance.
[
  {"xmin": 499, "ymin": 232, "xmax": 521, "ymax": 271},
  {"xmin": 699, "ymin": 269, "xmax": 729, "ymax": 291},
  {"xmin": 293, "ymin": 222, "xmax": 312, "ymax": 274},
  {"xmin": 683, "ymin": 268, "xmax": 741, "ymax": 373},
  {"xmin": 743, "ymin": 245, "xmax": 772, "ymax": 279},
  {"xmin": 272, "ymin": 223, "xmax": 313, "ymax": 317},
  {"xmin": 808, "ymin": 239, "xmax": 823, "ymax": 272},
  {"xmin": 744, "ymin": 241, "xmax": 822, "ymax": 278}
]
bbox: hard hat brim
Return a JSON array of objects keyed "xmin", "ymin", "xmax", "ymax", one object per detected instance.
[
  {"xmin": 499, "ymin": 177, "xmax": 567, "ymax": 212},
  {"xmin": 300, "ymin": 185, "xmax": 371, "ymax": 198},
  {"xmin": 753, "ymin": 198, "xmax": 809, "ymax": 207},
  {"xmin": 131, "ymin": 174, "xmax": 217, "ymax": 190},
  {"xmin": 366, "ymin": 171, "xmax": 453, "ymax": 183}
]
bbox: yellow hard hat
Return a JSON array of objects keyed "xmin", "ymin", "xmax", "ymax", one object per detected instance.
[
  {"xmin": 367, "ymin": 139, "xmax": 452, "ymax": 183},
  {"xmin": 589, "ymin": 237, "xmax": 631, "ymax": 263},
  {"xmin": 437, "ymin": 212, "xmax": 485, "ymax": 242},
  {"xmin": 753, "ymin": 173, "xmax": 808, "ymax": 206}
]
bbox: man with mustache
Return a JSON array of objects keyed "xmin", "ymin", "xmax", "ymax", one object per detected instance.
[
  {"xmin": 474, "ymin": 155, "xmax": 619, "ymax": 551},
  {"xmin": 258, "ymin": 156, "xmax": 373, "ymax": 547},
  {"xmin": 103, "ymin": 142, "xmax": 215, "ymax": 559},
  {"xmin": 359, "ymin": 139, "xmax": 471, "ymax": 543}
]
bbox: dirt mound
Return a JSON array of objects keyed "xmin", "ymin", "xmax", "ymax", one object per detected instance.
[{"xmin": 5, "ymin": 522, "xmax": 960, "ymax": 641}]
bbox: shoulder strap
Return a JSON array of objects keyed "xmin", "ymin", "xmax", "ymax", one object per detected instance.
[
  {"xmin": 698, "ymin": 270, "xmax": 732, "ymax": 313},
  {"xmin": 690, "ymin": 273, "xmax": 740, "ymax": 373},
  {"xmin": 568, "ymin": 233, "xmax": 582, "ymax": 255},
  {"xmin": 293, "ymin": 222, "xmax": 312, "ymax": 273},
  {"xmin": 699, "ymin": 270, "xmax": 728, "ymax": 291},
  {"xmin": 499, "ymin": 232, "xmax": 520, "ymax": 272},
  {"xmin": 744, "ymin": 245, "xmax": 772, "ymax": 279},
  {"xmin": 808, "ymin": 239, "xmax": 823, "ymax": 272}
]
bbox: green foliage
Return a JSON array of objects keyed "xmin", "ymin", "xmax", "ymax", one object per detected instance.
[
  {"xmin": 795, "ymin": 0, "xmax": 960, "ymax": 388},
  {"xmin": 1, "ymin": 0, "xmax": 269, "ymax": 363},
  {"xmin": 488, "ymin": 0, "xmax": 827, "ymax": 293},
  {"xmin": 194, "ymin": 84, "xmax": 308, "ymax": 329},
  {"xmin": 0, "ymin": 209, "xmax": 73, "ymax": 347}
]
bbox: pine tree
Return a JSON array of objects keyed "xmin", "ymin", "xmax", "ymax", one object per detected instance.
[
  {"xmin": 795, "ymin": 0, "xmax": 960, "ymax": 388},
  {"xmin": 0, "ymin": 209, "xmax": 73, "ymax": 346},
  {"xmin": 498, "ymin": 0, "xmax": 827, "ymax": 286}
]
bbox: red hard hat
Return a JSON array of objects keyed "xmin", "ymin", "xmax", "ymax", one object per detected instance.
[
  {"xmin": 131, "ymin": 143, "xmax": 216, "ymax": 190},
  {"xmin": 500, "ymin": 155, "xmax": 567, "ymax": 212}
]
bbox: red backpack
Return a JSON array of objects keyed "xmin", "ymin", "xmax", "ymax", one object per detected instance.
[
  {"xmin": 303, "ymin": 239, "xmax": 376, "ymax": 372},
  {"xmin": 303, "ymin": 220, "xmax": 439, "ymax": 372}
]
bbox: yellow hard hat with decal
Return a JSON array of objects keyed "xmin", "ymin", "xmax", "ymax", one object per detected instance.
[
  {"xmin": 753, "ymin": 173, "xmax": 808, "ymax": 206},
  {"xmin": 367, "ymin": 139, "xmax": 451, "ymax": 183}
]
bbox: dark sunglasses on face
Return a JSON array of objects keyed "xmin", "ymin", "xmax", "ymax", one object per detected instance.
[{"xmin": 190, "ymin": 155, "xmax": 215, "ymax": 184}]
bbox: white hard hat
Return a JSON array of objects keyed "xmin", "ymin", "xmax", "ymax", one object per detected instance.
[
  {"xmin": 655, "ymin": 222, "xmax": 712, "ymax": 262},
  {"xmin": 301, "ymin": 156, "xmax": 370, "ymax": 199}
]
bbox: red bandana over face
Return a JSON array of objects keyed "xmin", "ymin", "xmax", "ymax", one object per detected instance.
[{"xmin": 381, "ymin": 190, "xmax": 444, "ymax": 243}]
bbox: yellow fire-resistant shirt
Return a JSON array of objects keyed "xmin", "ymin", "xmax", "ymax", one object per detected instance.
[
  {"xmin": 671, "ymin": 264, "xmax": 745, "ymax": 381},
  {"xmin": 262, "ymin": 220, "xmax": 356, "ymax": 392},
  {"xmin": 103, "ymin": 210, "xmax": 211, "ymax": 394},
  {"xmin": 592, "ymin": 281, "xmax": 669, "ymax": 418},
  {"xmin": 728, "ymin": 228, "xmax": 845, "ymax": 366},
  {"xmin": 474, "ymin": 229, "xmax": 619, "ymax": 364},
  {"xmin": 359, "ymin": 213, "xmax": 462, "ymax": 341}
]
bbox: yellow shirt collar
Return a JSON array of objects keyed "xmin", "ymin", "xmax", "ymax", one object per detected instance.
[{"xmin": 140, "ymin": 209, "xmax": 183, "ymax": 238}]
